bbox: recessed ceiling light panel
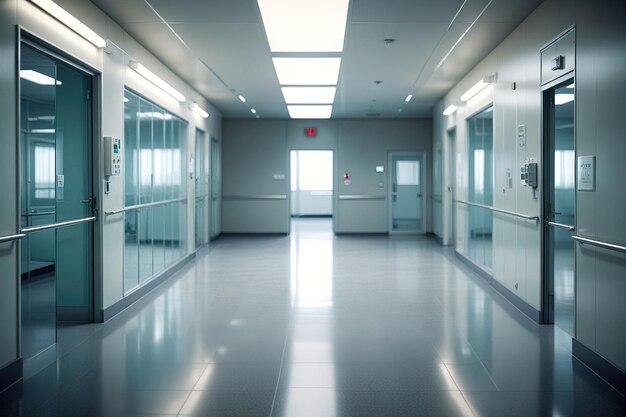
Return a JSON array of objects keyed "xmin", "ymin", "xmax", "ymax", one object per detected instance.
[
  {"xmin": 281, "ymin": 87, "xmax": 336, "ymax": 104},
  {"xmin": 20, "ymin": 69, "xmax": 61, "ymax": 85},
  {"xmin": 258, "ymin": 0, "xmax": 349, "ymax": 52},
  {"xmin": 287, "ymin": 105, "xmax": 333, "ymax": 119},
  {"xmin": 273, "ymin": 58, "xmax": 341, "ymax": 85}
]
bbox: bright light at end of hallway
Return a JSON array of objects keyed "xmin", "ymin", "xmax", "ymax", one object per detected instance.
[{"xmin": 257, "ymin": 0, "xmax": 349, "ymax": 52}]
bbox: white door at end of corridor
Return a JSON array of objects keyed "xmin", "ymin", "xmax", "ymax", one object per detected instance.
[{"xmin": 388, "ymin": 152, "xmax": 426, "ymax": 234}]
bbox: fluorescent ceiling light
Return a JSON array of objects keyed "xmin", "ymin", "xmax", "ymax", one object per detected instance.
[
  {"xmin": 30, "ymin": 0, "xmax": 106, "ymax": 48},
  {"xmin": 443, "ymin": 104, "xmax": 458, "ymax": 116},
  {"xmin": 129, "ymin": 61, "xmax": 186, "ymax": 102},
  {"xmin": 287, "ymin": 105, "xmax": 332, "ymax": 119},
  {"xmin": 123, "ymin": 97, "xmax": 130, "ymax": 103},
  {"xmin": 555, "ymin": 94, "xmax": 575, "ymax": 105},
  {"xmin": 191, "ymin": 103, "xmax": 209, "ymax": 119},
  {"xmin": 238, "ymin": 95, "xmax": 246, "ymax": 103},
  {"xmin": 137, "ymin": 112, "xmax": 173, "ymax": 120},
  {"xmin": 460, "ymin": 76, "xmax": 493, "ymax": 102},
  {"xmin": 31, "ymin": 128, "xmax": 55, "ymax": 134},
  {"xmin": 405, "ymin": 94, "xmax": 413, "ymax": 102},
  {"xmin": 273, "ymin": 58, "xmax": 341, "ymax": 85},
  {"xmin": 28, "ymin": 115, "xmax": 55, "ymax": 121},
  {"xmin": 281, "ymin": 87, "xmax": 336, "ymax": 104},
  {"xmin": 250, "ymin": 108, "xmax": 257, "ymax": 114},
  {"xmin": 257, "ymin": 0, "xmax": 349, "ymax": 52},
  {"xmin": 20, "ymin": 70, "xmax": 61, "ymax": 85}
]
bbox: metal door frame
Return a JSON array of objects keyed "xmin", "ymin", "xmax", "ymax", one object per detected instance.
[
  {"xmin": 388, "ymin": 151, "xmax": 427, "ymax": 235},
  {"xmin": 17, "ymin": 30, "xmax": 100, "ymax": 329},
  {"xmin": 541, "ymin": 75, "xmax": 576, "ymax": 327}
]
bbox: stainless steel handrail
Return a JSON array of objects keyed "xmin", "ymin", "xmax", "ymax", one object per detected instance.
[
  {"xmin": 338, "ymin": 195, "xmax": 386, "ymax": 200},
  {"xmin": 0, "ymin": 233, "xmax": 26, "ymax": 244},
  {"xmin": 455, "ymin": 199, "xmax": 539, "ymax": 221},
  {"xmin": 21, "ymin": 216, "xmax": 96, "ymax": 234},
  {"xmin": 105, "ymin": 197, "xmax": 188, "ymax": 216},
  {"xmin": 572, "ymin": 235, "xmax": 626, "ymax": 254},
  {"xmin": 223, "ymin": 195, "xmax": 287, "ymax": 200},
  {"xmin": 547, "ymin": 221, "xmax": 575, "ymax": 231}
]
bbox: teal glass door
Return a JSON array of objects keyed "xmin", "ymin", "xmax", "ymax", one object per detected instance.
[
  {"xmin": 20, "ymin": 43, "xmax": 94, "ymax": 360},
  {"xmin": 544, "ymin": 81, "xmax": 576, "ymax": 335}
]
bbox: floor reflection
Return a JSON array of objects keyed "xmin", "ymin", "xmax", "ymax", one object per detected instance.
[{"xmin": 1, "ymin": 218, "xmax": 624, "ymax": 417}]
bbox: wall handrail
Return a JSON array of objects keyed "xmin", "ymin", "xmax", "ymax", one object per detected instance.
[
  {"xmin": 21, "ymin": 216, "xmax": 96, "ymax": 234},
  {"xmin": 338, "ymin": 195, "xmax": 386, "ymax": 200},
  {"xmin": 223, "ymin": 195, "xmax": 287, "ymax": 201},
  {"xmin": 105, "ymin": 197, "xmax": 188, "ymax": 216},
  {"xmin": 0, "ymin": 233, "xmax": 26, "ymax": 244},
  {"xmin": 572, "ymin": 235, "xmax": 626, "ymax": 254},
  {"xmin": 455, "ymin": 199, "xmax": 539, "ymax": 222}
]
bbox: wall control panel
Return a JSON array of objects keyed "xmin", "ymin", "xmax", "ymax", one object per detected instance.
[
  {"xmin": 104, "ymin": 136, "xmax": 121, "ymax": 177},
  {"xmin": 520, "ymin": 162, "xmax": 538, "ymax": 188}
]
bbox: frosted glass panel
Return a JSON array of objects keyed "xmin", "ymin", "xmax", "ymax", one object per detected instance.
[{"xmin": 396, "ymin": 161, "xmax": 420, "ymax": 185}]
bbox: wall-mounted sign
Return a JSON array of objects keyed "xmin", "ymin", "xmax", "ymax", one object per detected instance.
[
  {"xmin": 577, "ymin": 155, "xmax": 595, "ymax": 191},
  {"xmin": 304, "ymin": 127, "xmax": 317, "ymax": 137}
]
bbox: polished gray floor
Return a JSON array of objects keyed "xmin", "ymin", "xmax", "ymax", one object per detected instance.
[{"xmin": 1, "ymin": 218, "xmax": 625, "ymax": 416}]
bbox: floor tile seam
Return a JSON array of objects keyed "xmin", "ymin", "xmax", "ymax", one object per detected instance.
[
  {"xmin": 443, "ymin": 362, "xmax": 501, "ymax": 393},
  {"xmin": 268, "ymin": 315, "xmax": 292, "ymax": 417},
  {"xmin": 458, "ymin": 390, "xmax": 481, "ymax": 417}
]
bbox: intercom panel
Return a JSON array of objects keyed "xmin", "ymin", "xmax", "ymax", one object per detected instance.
[
  {"xmin": 520, "ymin": 162, "xmax": 538, "ymax": 188},
  {"xmin": 104, "ymin": 136, "xmax": 121, "ymax": 177}
]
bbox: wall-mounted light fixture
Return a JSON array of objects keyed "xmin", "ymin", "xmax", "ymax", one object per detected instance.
[
  {"xmin": 129, "ymin": 61, "xmax": 186, "ymax": 102},
  {"xmin": 191, "ymin": 103, "xmax": 209, "ymax": 119},
  {"xmin": 30, "ymin": 0, "xmax": 106, "ymax": 48},
  {"xmin": 443, "ymin": 104, "xmax": 458, "ymax": 116},
  {"xmin": 460, "ymin": 75, "xmax": 494, "ymax": 102}
]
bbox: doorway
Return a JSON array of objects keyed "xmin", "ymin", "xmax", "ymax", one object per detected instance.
[
  {"xmin": 446, "ymin": 129, "xmax": 457, "ymax": 246},
  {"xmin": 19, "ymin": 41, "xmax": 96, "ymax": 361},
  {"xmin": 195, "ymin": 129, "xmax": 208, "ymax": 248},
  {"xmin": 210, "ymin": 138, "xmax": 221, "ymax": 240},
  {"xmin": 543, "ymin": 79, "xmax": 576, "ymax": 335},
  {"xmin": 388, "ymin": 152, "xmax": 426, "ymax": 234}
]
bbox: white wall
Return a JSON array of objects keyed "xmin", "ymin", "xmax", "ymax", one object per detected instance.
[
  {"xmin": 433, "ymin": 0, "xmax": 626, "ymax": 373},
  {"xmin": 0, "ymin": 0, "xmax": 222, "ymax": 373},
  {"xmin": 222, "ymin": 119, "xmax": 432, "ymax": 234}
]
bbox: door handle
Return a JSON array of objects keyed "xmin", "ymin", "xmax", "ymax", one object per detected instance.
[{"xmin": 547, "ymin": 221, "xmax": 575, "ymax": 231}]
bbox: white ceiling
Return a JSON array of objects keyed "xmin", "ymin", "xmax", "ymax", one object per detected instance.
[{"xmin": 90, "ymin": 0, "xmax": 543, "ymax": 119}]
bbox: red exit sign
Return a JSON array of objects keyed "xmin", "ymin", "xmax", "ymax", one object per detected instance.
[{"xmin": 304, "ymin": 127, "xmax": 317, "ymax": 137}]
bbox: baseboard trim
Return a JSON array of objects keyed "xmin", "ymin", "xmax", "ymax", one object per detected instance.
[
  {"xmin": 573, "ymin": 339, "xmax": 626, "ymax": 396},
  {"xmin": 0, "ymin": 358, "xmax": 22, "ymax": 394},
  {"xmin": 455, "ymin": 251, "xmax": 541, "ymax": 323},
  {"xmin": 101, "ymin": 253, "xmax": 196, "ymax": 322}
]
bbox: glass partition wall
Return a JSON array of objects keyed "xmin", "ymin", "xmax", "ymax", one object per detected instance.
[
  {"xmin": 467, "ymin": 107, "xmax": 494, "ymax": 270},
  {"xmin": 123, "ymin": 90, "xmax": 188, "ymax": 294}
]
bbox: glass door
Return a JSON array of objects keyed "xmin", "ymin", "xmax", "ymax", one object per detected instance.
[
  {"xmin": 210, "ymin": 139, "xmax": 221, "ymax": 240},
  {"xmin": 20, "ymin": 42, "xmax": 94, "ymax": 360},
  {"xmin": 543, "ymin": 80, "xmax": 576, "ymax": 335},
  {"xmin": 389, "ymin": 152, "xmax": 425, "ymax": 234},
  {"xmin": 195, "ymin": 129, "xmax": 208, "ymax": 248}
]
